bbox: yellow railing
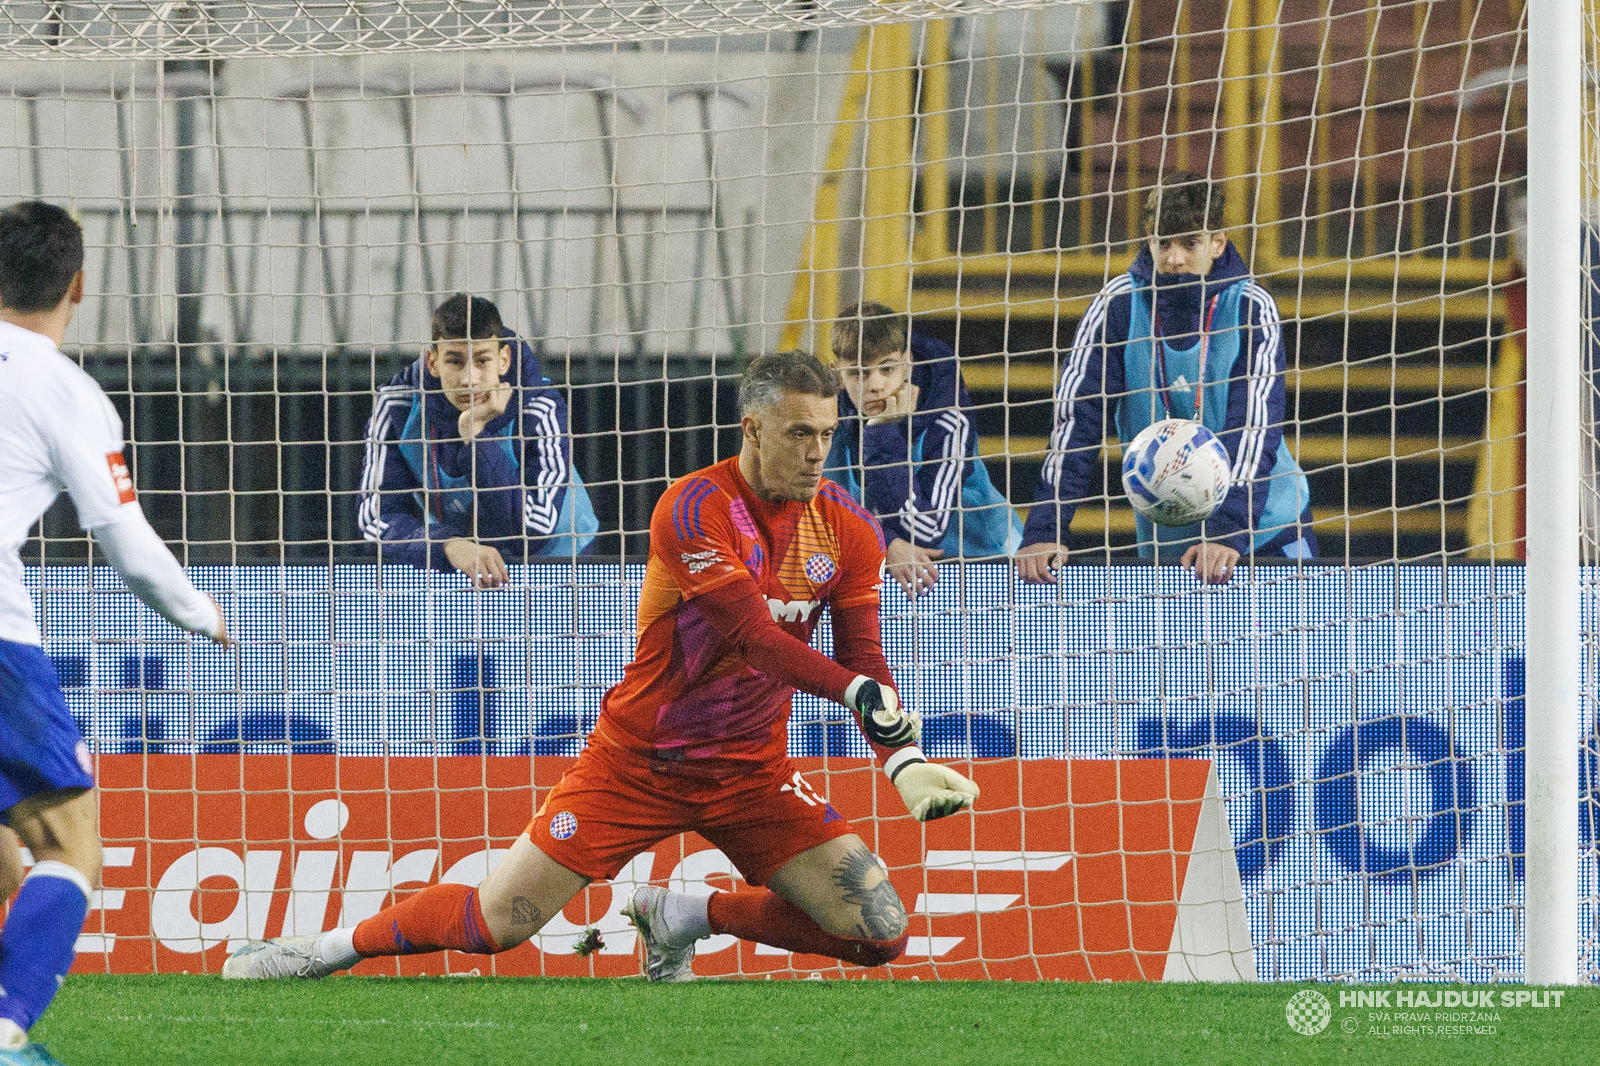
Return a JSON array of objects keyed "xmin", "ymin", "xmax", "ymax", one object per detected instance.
[
  {"xmin": 1465, "ymin": 326, "xmax": 1525, "ymax": 558},
  {"xmin": 784, "ymin": 0, "xmax": 1533, "ymax": 333},
  {"xmin": 779, "ymin": 26, "xmax": 917, "ymax": 355}
]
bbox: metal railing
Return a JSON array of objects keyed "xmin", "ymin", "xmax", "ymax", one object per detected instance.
[
  {"xmin": 69, "ymin": 202, "xmax": 749, "ymax": 358},
  {"xmin": 783, "ymin": 0, "xmax": 1538, "ymax": 338}
]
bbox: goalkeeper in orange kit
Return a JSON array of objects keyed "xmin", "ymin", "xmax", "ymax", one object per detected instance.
[{"xmin": 224, "ymin": 350, "xmax": 979, "ymax": 982}]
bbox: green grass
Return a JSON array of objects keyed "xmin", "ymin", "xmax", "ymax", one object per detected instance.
[{"xmin": 30, "ymin": 976, "xmax": 1600, "ymax": 1066}]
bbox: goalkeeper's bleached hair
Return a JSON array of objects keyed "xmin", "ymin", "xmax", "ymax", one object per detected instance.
[
  {"xmin": 1141, "ymin": 172, "xmax": 1226, "ymax": 237},
  {"xmin": 739, "ymin": 350, "xmax": 839, "ymax": 416}
]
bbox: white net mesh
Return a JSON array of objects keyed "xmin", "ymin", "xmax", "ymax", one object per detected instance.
[
  {"xmin": 5, "ymin": 0, "xmax": 1595, "ymax": 983},
  {"xmin": 0, "ymin": 1, "xmax": 1072, "ymax": 57}
]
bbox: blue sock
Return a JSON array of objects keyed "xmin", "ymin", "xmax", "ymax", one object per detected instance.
[{"xmin": 0, "ymin": 861, "xmax": 90, "ymax": 1032}]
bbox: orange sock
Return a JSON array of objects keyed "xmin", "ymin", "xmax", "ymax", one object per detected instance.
[
  {"xmin": 706, "ymin": 889, "xmax": 905, "ymax": 967},
  {"xmin": 351, "ymin": 882, "xmax": 502, "ymax": 958}
]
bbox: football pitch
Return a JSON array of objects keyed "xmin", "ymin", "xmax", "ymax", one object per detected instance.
[{"xmin": 31, "ymin": 976, "xmax": 1600, "ymax": 1065}]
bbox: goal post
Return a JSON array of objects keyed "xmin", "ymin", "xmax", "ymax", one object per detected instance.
[
  {"xmin": 1523, "ymin": 0, "xmax": 1583, "ymax": 987},
  {"xmin": 0, "ymin": 0, "xmax": 1596, "ymax": 984}
]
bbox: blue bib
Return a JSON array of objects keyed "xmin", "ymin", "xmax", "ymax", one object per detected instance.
[
  {"xmin": 395, "ymin": 396, "xmax": 598, "ymax": 557},
  {"xmin": 397, "ymin": 400, "xmax": 516, "ymax": 525},
  {"xmin": 1121, "ymin": 277, "xmax": 1310, "ymax": 554},
  {"xmin": 826, "ymin": 426, "xmax": 1022, "ymax": 559}
]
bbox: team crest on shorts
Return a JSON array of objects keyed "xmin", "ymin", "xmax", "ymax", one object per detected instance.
[
  {"xmin": 804, "ymin": 553, "xmax": 836, "ymax": 583},
  {"xmin": 549, "ymin": 811, "xmax": 578, "ymax": 840},
  {"xmin": 74, "ymin": 740, "xmax": 93, "ymax": 777}
]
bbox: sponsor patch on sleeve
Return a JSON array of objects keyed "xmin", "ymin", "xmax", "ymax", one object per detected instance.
[
  {"xmin": 681, "ymin": 549, "xmax": 721, "ymax": 574},
  {"xmin": 106, "ymin": 451, "xmax": 137, "ymax": 504}
]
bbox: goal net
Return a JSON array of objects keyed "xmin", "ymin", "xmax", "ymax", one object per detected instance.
[{"xmin": 2, "ymin": 0, "xmax": 1590, "ymax": 983}]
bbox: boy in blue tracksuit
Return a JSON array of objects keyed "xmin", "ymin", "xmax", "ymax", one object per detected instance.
[
  {"xmin": 1016, "ymin": 173, "xmax": 1316, "ymax": 585},
  {"xmin": 824, "ymin": 301, "xmax": 1023, "ymax": 597},
  {"xmin": 358, "ymin": 294, "xmax": 597, "ymax": 585}
]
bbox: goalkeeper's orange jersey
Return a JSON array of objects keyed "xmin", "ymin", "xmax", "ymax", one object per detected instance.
[{"xmin": 590, "ymin": 456, "xmax": 888, "ymax": 780}]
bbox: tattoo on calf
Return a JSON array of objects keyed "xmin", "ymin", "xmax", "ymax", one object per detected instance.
[
  {"xmin": 831, "ymin": 844, "xmax": 907, "ymax": 941},
  {"xmin": 510, "ymin": 896, "xmax": 542, "ymax": 926}
]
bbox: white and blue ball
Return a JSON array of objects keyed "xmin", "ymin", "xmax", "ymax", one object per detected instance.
[{"xmin": 1120, "ymin": 418, "xmax": 1233, "ymax": 527}]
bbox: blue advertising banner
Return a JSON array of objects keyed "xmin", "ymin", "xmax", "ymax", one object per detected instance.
[{"xmin": 25, "ymin": 563, "xmax": 1591, "ymax": 980}]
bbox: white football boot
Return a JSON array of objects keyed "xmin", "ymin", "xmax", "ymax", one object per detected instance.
[
  {"xmin": 222, "ymin": 934, "xmax": 344, "ymax": 980},
  {"xmin": 621, "ymin": 886, "xmax": 698, "ymax": 982}
]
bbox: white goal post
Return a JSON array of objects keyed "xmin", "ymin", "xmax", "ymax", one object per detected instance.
[
  {"xmin": 0, "ymin": 0, "xmax": 1593, "ymax": 984},
  {"xmin": 1523, "ymin": 0, "xmax": 1583, "ymax": 987}
]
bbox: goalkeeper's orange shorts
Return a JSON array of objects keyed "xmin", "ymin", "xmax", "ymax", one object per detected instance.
[{"xmin": 526, "ymin": 741, "xmax": 856, "ymax": 885}]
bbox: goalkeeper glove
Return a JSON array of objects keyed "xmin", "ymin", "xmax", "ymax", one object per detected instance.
[
  {"xmin": 844, "ymin": 675, "xmax": 921, "ymax": 748},
  {"xmin": 884, "ymin": 749, "xmax": 980, "ymax": 822}
]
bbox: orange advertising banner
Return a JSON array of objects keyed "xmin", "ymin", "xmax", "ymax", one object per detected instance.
[{"xmin": 78, "ymin": 755, "xmax": 1240, "ymax": 981}]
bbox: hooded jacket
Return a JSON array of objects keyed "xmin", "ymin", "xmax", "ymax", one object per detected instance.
[
  {"xmin": 824, "ymin": 331, "xmax": 1022, "ymax": 558},
  {"xmin": 1023, "ymin": 240, "xmax": 1309, "ymax": 555},
  {"xmin": 357, "ymin": 333, "xmax": 597, "ymax": 569}
]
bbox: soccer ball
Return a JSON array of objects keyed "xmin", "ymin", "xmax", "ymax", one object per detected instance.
[{"xmin": 1120, "ymin": 418, "xmax": 1233, "ymax": 526}]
